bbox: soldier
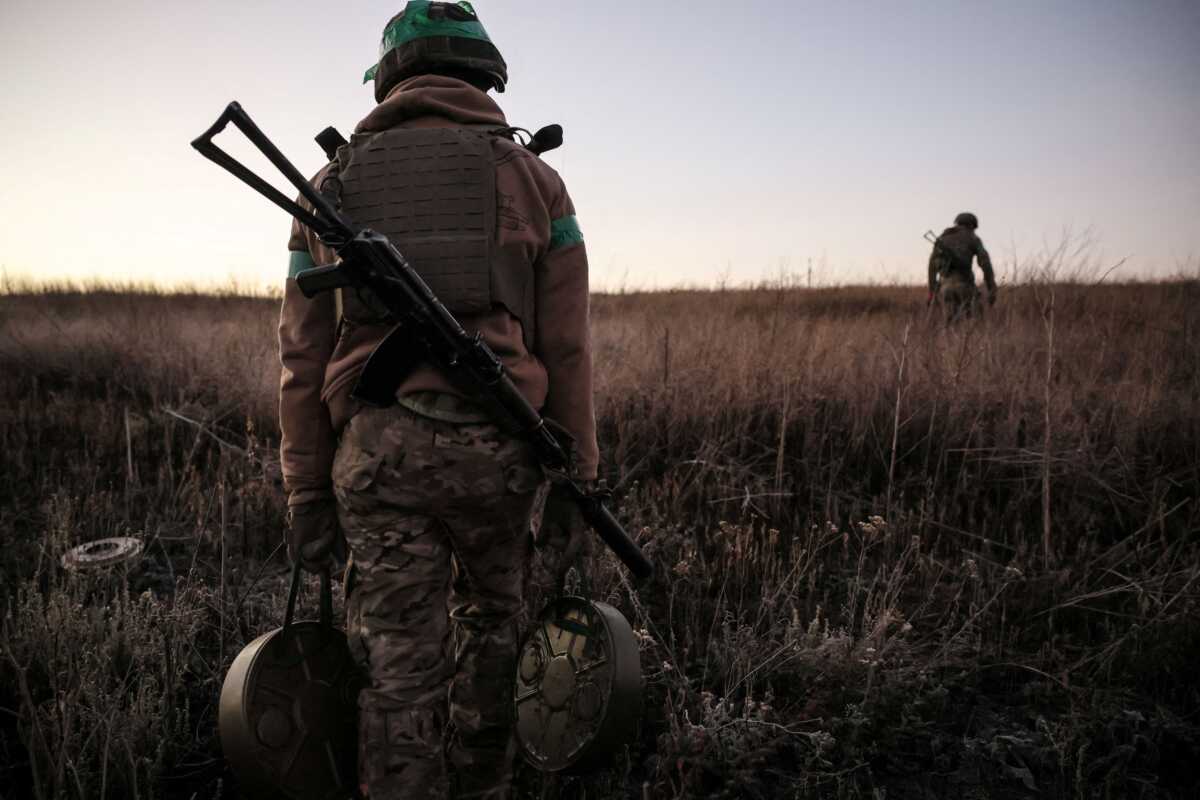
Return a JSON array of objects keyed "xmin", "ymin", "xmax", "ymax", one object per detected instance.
[
  {"xmin": 928, "ymin": 212, "xmax": 997, "ymax": 322},
  {"xmin": 278, "ymin": 3, "xmax": 598, "ymax": 798}
]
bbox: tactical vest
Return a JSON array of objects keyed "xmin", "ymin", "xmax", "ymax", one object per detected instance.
[{"xmin": 325, "ymin": 126, "xmax": 536, "ymax": 349}]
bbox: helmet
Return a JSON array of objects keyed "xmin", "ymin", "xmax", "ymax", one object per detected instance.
[
  {"xmin": 954, "ymin": 212, "xmax": 979, "ymax": 229},
  {"xmin": 364, "ymin": 2, "xmax": 508, "ymax": 102}
]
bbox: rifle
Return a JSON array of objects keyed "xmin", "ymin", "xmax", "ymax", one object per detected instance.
[
  {"xmin": 192, "ymin": 102, "xmax": 653, "ymax": 580},
  {"xmin": 923, "ymin": 229, "xmax": 953, "ymax": 305}
]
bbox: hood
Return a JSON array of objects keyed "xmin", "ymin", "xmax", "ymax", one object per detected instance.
[{"xmin": 356, "ymin": 74, "xmax": 507, "ymax": 133}]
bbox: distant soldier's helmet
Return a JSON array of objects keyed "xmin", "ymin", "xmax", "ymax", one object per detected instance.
[
  {"xmin": 363, "ymin": 1, "xmax": 508, "ymax": 102},
  {"xmin": 954, "ymin": 212, "xmax": 979, "ymax": 229}
]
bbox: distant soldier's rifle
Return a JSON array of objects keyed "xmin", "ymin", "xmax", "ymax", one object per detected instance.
[
  {"xmin": 923, "ymin": 229, "xmax": 954, "ymax": 304},
  {"xmin": 192, "ymin": 101, "xmax": 652, "ymax": 581}
]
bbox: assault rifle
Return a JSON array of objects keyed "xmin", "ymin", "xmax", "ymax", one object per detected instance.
[
  {"xmin": 923, "ymin": 229, "xmax": 947, "ymax": 252},
  {"xmin": 192, "ymin": 102, "xmax": 652, "ymax": 580},
  {"xmin": 923, "ymin": 229, "xmax": 954, "ymax": 304}
]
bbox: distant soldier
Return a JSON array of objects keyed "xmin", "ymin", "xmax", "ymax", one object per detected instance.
[
  {"xmin": 928, "ymin": 212, "xmax": 997, "ymax": 322},
  {"xmin": 278, "ymin": 3, "xmax": 597, "ymax": 798}
]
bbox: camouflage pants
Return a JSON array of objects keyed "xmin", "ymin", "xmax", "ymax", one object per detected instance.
[
  {"xmin": 938, "ymin": 273, "xmax": 981, "ymax": 324},
  {"xmin": 332, "ymin": 404, "xmax": 544, "ymax": 800}
]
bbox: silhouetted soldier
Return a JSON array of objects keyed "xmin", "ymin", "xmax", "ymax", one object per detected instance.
[
  {"xmin": 928, "ymin": 212, "xmax": 997, "ymax": 322},
  {"xmin": 278, "ymin": 3, "xmax": 596, "ymax": 797}
]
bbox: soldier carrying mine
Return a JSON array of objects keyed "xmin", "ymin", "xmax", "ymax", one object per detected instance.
[
  {"xmin": 277, "ymin": 3, "xmax": 597, "ymax": 797},
  {"xmin": 927, "ymin": 212, "xmax": 998, "ymax": 322}
]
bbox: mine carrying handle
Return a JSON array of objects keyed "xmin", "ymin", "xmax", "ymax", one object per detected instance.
[{"xmin": 282, "ymin": 561, "xmax": 334, "ymax": 634}]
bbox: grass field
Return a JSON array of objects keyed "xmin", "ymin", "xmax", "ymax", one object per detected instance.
[{"xmin": 1, "ymin": 277, "xmax": 1198, "ymax": 799}]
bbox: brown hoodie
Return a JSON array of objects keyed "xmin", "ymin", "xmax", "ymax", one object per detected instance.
[{"xmin": 279, "ymin": 75, "xmax": 597, "ymax": 502}]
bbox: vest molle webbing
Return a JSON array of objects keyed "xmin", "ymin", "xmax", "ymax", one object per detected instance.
[{"xmin": 330, "ymin": 127, "xmax": 535, "ymax": 349}]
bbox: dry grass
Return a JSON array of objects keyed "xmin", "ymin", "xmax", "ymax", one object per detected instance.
[{"xmin": 1, "ymin": 275, "xmax": 1198, "ymax": 798}]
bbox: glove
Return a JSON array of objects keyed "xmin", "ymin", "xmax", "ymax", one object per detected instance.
[
  {"xmin": 287, "ymin": 498, "xmax": 346, "ymax": 574},
  {"xmin": 988, "ymin": 287, "xmax": 998, "ymax": 306},
  {"xmin": 534, "ymin": 484, "xmax": 592, "ymax": 590}
]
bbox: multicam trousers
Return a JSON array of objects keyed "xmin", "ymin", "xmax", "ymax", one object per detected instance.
[{"xmin": 331, "ymin": 403, "xmax": 544, "ymax": 800}]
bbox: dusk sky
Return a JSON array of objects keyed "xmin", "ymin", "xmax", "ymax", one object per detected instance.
[{"xmin": 1, "ymin": 0, "xmax": 1197, "ymax": 291}]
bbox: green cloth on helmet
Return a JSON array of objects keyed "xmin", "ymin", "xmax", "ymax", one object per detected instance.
[{"xmin": 364, "ymin": 2, "xmax": 496, "ymax": 83}]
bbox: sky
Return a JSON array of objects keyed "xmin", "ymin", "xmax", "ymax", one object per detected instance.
[{"xmin": 1, "ymin": 0, "xmax": 1197, "ymax": 291}]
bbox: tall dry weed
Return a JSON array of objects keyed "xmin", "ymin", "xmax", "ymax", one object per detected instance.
[{"xmin": 2, "ymin": 277, "xmax": 1198, "ymax": 798}]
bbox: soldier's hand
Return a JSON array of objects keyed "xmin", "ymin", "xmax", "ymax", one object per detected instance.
[
  {"xmin": 286, "ymin": 498, "xmax": 346, "ymax": 574},
  {"xmin": 988, "ymin": 287, "xmax": 998, "ymax": 306},
  {"xmin": 536, "ymin": 484, "xmax": 592, "ymax": 589}
]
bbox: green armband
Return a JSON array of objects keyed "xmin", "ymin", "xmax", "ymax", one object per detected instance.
[
  {"xmin": 548, "ymin": 215, "xmax": 583, "ymax": 251},
  {"xmin": 288, "ymin": 251, "xmax": 315, "ymax": 279}
]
